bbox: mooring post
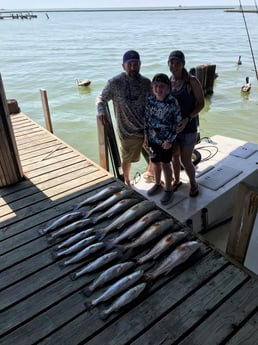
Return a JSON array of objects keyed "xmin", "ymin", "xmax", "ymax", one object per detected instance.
[
  {"xmin": 97, "ymin": 115, "xmax": 109, "ymax": 171},
  {"xmin": 0, "ymin": 74, "xmax": 23, "ymax": 186},
  {"xmin": 40, "ymin": 88, "xmax": 53, "ymax": 133}
]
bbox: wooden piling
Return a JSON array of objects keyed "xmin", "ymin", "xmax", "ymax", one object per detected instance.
[
  {"xmin": 97, "ymin": 115, "xmax": 109, "ymax": 171},
  {"xmin": 40, "ymin": 88, "xmax": 53, "ymax": 133},
  {"xmin": 0, "ymin": 74, "xmax": 23, "ymax": 187},
  {"xmin": 195, "ymin": 64, "xmax": 216, "ymax": 96}
]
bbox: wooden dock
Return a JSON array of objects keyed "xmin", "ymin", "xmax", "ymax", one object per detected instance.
[{"xmin": 1, "ymin": 113, "xmax": 258, "ymax": 345}]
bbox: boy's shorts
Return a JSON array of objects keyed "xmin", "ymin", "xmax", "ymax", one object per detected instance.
[{"xmin": 120, "ymin": 136, "xmax": 144, "ymax": 163}]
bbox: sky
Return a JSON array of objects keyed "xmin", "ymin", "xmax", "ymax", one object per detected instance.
[{"xmin": 0, "ymin": 0, "xmax": 255, "ymax": 10}]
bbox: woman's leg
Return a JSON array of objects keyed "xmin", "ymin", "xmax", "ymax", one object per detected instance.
[{"xmin": 171, "ymin": 140, "xmax": 181, "ymax": 184}]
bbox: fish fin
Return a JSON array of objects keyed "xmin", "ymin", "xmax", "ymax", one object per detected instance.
[
  {"xmin": 46, "ymin": 235, "xmax": 56, "ymax": 244},
  {"xmin": 59, "ymin": 262, "xmax": 67, "ymax": 269},
  {"xmin": 69, "ymin": 272, "xmax": 77, "ymax": 281},
  {"xmin": 51, "ymin": 250, "xmax": 60, "ymax": 261},
  {"xmin": 37, "ymin": 228, "xmax": 46, "ymax": 235},
  {"xmin": 84, "ymin": 301, "xmax": 94, "ymax": 311},
  {"xmin": 95, "ymin": 229, "xmax": 106, "ymax": 241},
  {"xmin": 144, "ymin": 273, "xmax": 155, "ymax": 283},
  {"xmin": 82, "ymin": 288, "xmax": 93, "ymax": 297},
  {"xmin": 99, "ymin": 310, "xmax": 109, "ymax": 320},
  {"xmin": 112, "ymin": 243, "xmax": 126, "ymax": 252}
]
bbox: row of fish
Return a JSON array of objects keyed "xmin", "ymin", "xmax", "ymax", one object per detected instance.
[{"xmin": 38, "ymin": 184, "xmax": 201, "ymax": 319}]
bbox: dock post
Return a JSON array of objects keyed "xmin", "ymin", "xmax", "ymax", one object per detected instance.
[
  {"xmin": 195, "ymin": 64, "xmax": 216, "ymax": 96},
  {"xmin": 40, "ymin": 88, "xmax": 53, "ymax": 133},
  {"xmin": 0, "ymin": 74, "xmax": 23, "ymax": 187},
  {"xmin": 97, "ymin": 116, "xmax": 109, "ymax": 171}
]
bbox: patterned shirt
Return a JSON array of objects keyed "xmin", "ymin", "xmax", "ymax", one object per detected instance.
[
  {"xmin": 144, "ymin": 94, "xmax": 182, "ymax": 146},
  {"xmin": 96, "ymin": 72, "xmax": 151, "ymax": 139}
]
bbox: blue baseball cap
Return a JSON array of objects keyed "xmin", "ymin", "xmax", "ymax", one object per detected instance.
[{"xmin": 123, "ymin": 50, "xmax": 140, "ymax": 64}]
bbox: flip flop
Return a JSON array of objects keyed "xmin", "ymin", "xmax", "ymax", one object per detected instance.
[
  {"xmin": 190, "ymin": 183, "xmax": 199, "ymax": 197},
  {"xmin": 172, "ymin": 181, "xmax": 182, "ymax": 192}
]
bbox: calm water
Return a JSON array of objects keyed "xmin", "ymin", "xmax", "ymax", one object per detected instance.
[{"xmin": 1, "ymin": 8, "xmax": 258, "ymax": 175}]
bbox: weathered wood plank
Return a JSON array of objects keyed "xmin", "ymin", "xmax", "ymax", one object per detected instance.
[{"xmin": 178, "ymin": 278, "xmax": 258, "ymax": 345}]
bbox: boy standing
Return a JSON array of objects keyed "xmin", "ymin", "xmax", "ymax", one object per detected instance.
[{"xmin": 144, "ymin": 73, "xmax": 181, "ymax": 205}]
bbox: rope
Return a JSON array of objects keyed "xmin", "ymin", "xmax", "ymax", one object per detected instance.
[{"xmin": 238, "ymin": 0, "xmax": 258, "ymax": 80}]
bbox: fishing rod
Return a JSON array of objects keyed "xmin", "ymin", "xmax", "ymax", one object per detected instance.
[
  {"xmin": 104, "ymin": 103, "xmax": 124, "ymax": 182},
  {"xmin": 238, "ymin": 0, "xmax": 258, "ymax": 80}
]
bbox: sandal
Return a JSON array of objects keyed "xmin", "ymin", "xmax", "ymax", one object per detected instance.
[
  {"xmin": 172, "ymin": 181, "xmax": 182, "ymax": 192},
  {"xmin": 143, "ymin": 172, "xmax": 155, "ymax": 183},
  {"xmin": 190, "ymin": 183, "xmax": 199, "ymax": 197}
]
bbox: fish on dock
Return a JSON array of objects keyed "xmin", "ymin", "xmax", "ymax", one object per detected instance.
[
  {"xmin": 70, "ymin": 251, "xmax": 119, "ymax": 280},
  {"xmin": 38, "ymin": 210, "xmax": 83, "ymax": 235},
  {"xmin": 93, "ymin": 198, "xmax": 139, "ymax": 224},
  {"xmin": 117, "ymin": 218, "xmax": 176, "ymax": 251},
  {"xmin": 83, "ymin": 261, "xmax": 135, "ymax": 297},
  {"xmin": 55, "ymin": 228, "xmax": 96, "ymax": 250},
  {"xmin": 85, "ymin": 270, "xmax": 144, "ymax": 309},
  {"xmin": 100, "ymin": 282, "xmax": 147, "ymax": 320},
  {"xmin": 47, "ymin": 218, "xmax": 92, "ymax": 242},
  {"xmin": 137, "ymin": 231, "xmax": 188, "ymax": 264},
  {"xmin": 75, "ymin": 185, "xmax": 122, "ymax": 209},
  {"xmin": 52, "ymin": 235, "xmax": 97, "ymax": 260},
  {"xmin": 146, "ymin": 240, "xmax": 201, "ymax": 281},
  {"xmin": 62, "ymin": 242, "xmax": 105, "ymax": 267},
  {"xmin": 86, "ymin": 188, "xmax": 135, "ymax": 217},
  {"xmin": 111, "ymin": 209, "xmax": 163, "ymax": 244},
  {"xmin": 98, "ymin": 200, "xmax": 156, "ymax": 239}
]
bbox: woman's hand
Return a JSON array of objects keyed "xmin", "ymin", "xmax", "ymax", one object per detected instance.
[{"xmin": 162, "ymin": 140, "xmax": 172, "ymax": 150}]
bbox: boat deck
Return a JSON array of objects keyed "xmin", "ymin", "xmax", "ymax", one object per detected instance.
[{"xmin": 1, "ymin": 113, "xmax": 258, "ymax": 345}]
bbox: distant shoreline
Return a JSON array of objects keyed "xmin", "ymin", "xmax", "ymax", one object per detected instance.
[{"xmin": 0, "ymin": 6, "xmax": 237, "ymax": 13}]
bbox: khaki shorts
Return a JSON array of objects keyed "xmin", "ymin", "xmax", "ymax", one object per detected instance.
[{"xmin": 120, "ymin": 136, "xmax": 144, "ymax": 163}]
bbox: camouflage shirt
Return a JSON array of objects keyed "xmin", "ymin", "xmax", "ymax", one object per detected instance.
[{"xmin": 96, "ymin": 72, "xmax": 151, "ymax": 139}]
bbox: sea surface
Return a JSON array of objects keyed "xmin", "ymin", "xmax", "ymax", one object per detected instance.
[{"xmin": 1, "ymin": 7, "xmax": 258, "ymax": 176}]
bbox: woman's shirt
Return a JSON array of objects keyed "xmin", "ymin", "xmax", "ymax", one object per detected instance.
[
  {"xmin": 170, "ymin": 78, "xmax": 197, "ymax": 134},
  {"xmin": 144, "ymin": 94, "xmax": 181, "ymax": 146}
]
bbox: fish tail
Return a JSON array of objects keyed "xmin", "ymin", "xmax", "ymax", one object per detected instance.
[
  {"xmin": 51, "ymin": 250, "xmax": 60, "ymax": 261},
  {"xmin": 37, "ymin": 228, "xmax": 47, "ymax": 235},
  {"xmin": 46, "ymin": 235, "xmax": 56, "ymax": 244},
  {"xmin": 112, "ymin": 243, "xmax": 126, "ymax": 252},
  {"xmin": 59, "ymin": 261, "xmax": 67, "ymax": 269},
  {"xmin": 84, "ymin": 301, "xmax": 94, "ymax": 311},
  {"xmin": 69, "ymin": 272, "xmax": 78, "ymax": 281},
  {"xmin": 144, "ymin": 273, "xmax": 155, "ymax": 283},
  {"xmin": 99, "ymin": 310, "xmax": 109, "ymax": 320},
  {"xmin": 82, "ymin": 288, "xmax": 93, "ymax": 297},
  {"xmin": 95, "ymin": 229, "xmax": 106, "ymax": 240}
]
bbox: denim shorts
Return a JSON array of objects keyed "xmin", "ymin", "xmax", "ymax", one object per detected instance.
[{"xmin": 176, "ymin": 132, "xmax": 198, "ymax": 147}]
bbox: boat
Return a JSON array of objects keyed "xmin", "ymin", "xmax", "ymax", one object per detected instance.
[
  {"xmin": 76, "ymin": 78, "xmax": 91, "ymax": 87},
  {"xmin": 241, "ymin": 76, "xmax": 251, "ymax": 92}
]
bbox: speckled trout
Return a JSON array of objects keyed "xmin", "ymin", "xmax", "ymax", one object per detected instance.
[
  {"xmin": 47, "ymin": 218, "xmax": 92, "ymax": 242},
  {"xmin": 38, "ymin": 210, "xmax": 83, "ymax": 235},
  {"xmin": 75, "ymin": 185, "xmax": 122, "ymax": 209},
  {"xmin": 85, "ymin": 270, "xmax": 144, "ymax": 309},
  {"xmin": 70, "ymin": 251, "xmax": 119, "ymax": 280},
  {"xmin": 52, "ymin": 235, "xmax": 97, "ymax": 260},
  {"xmin": 83, "ymin": 261, "xmax": 135, "ymax": 297},
  {"xmin": 62, "ymin": 242, "xmax": 105, "ymax": 267},
  {"xmin": 112, "ymin": 209, "xmax": 163, "ymax": 244},
  {"xmin": 100, "ymin": 282, "xmax": 147, "ymax": 320},
  {"xmin": 86, "ymin": 188, "xmax": 135, "ymax": 217},
  {"xmin": 98, "ymin": 200, "xmax": 156, "ymax": 239},
  {"xmin": 93, "ymin": 198, "xmax": 139, "ymax": 224},
  {"xmin": 55, "ymin": 228, "xmax": 96, "ymax": 250},
  {"xmin": 146, "ymin": 240, "xmax": 201, "ymax": 281}
]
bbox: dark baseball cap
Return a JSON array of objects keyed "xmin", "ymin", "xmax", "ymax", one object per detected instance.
[
  {"xmin": 168, "ymin": 50, "xmax": 185, "ymax": 63},
  {"xmin": 152, "ymin": 73, "xmax": 170, "ymax": 85},
  {"xmin": 123, "ymin": 50, "xmax": 140, "ymax": 64}
]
